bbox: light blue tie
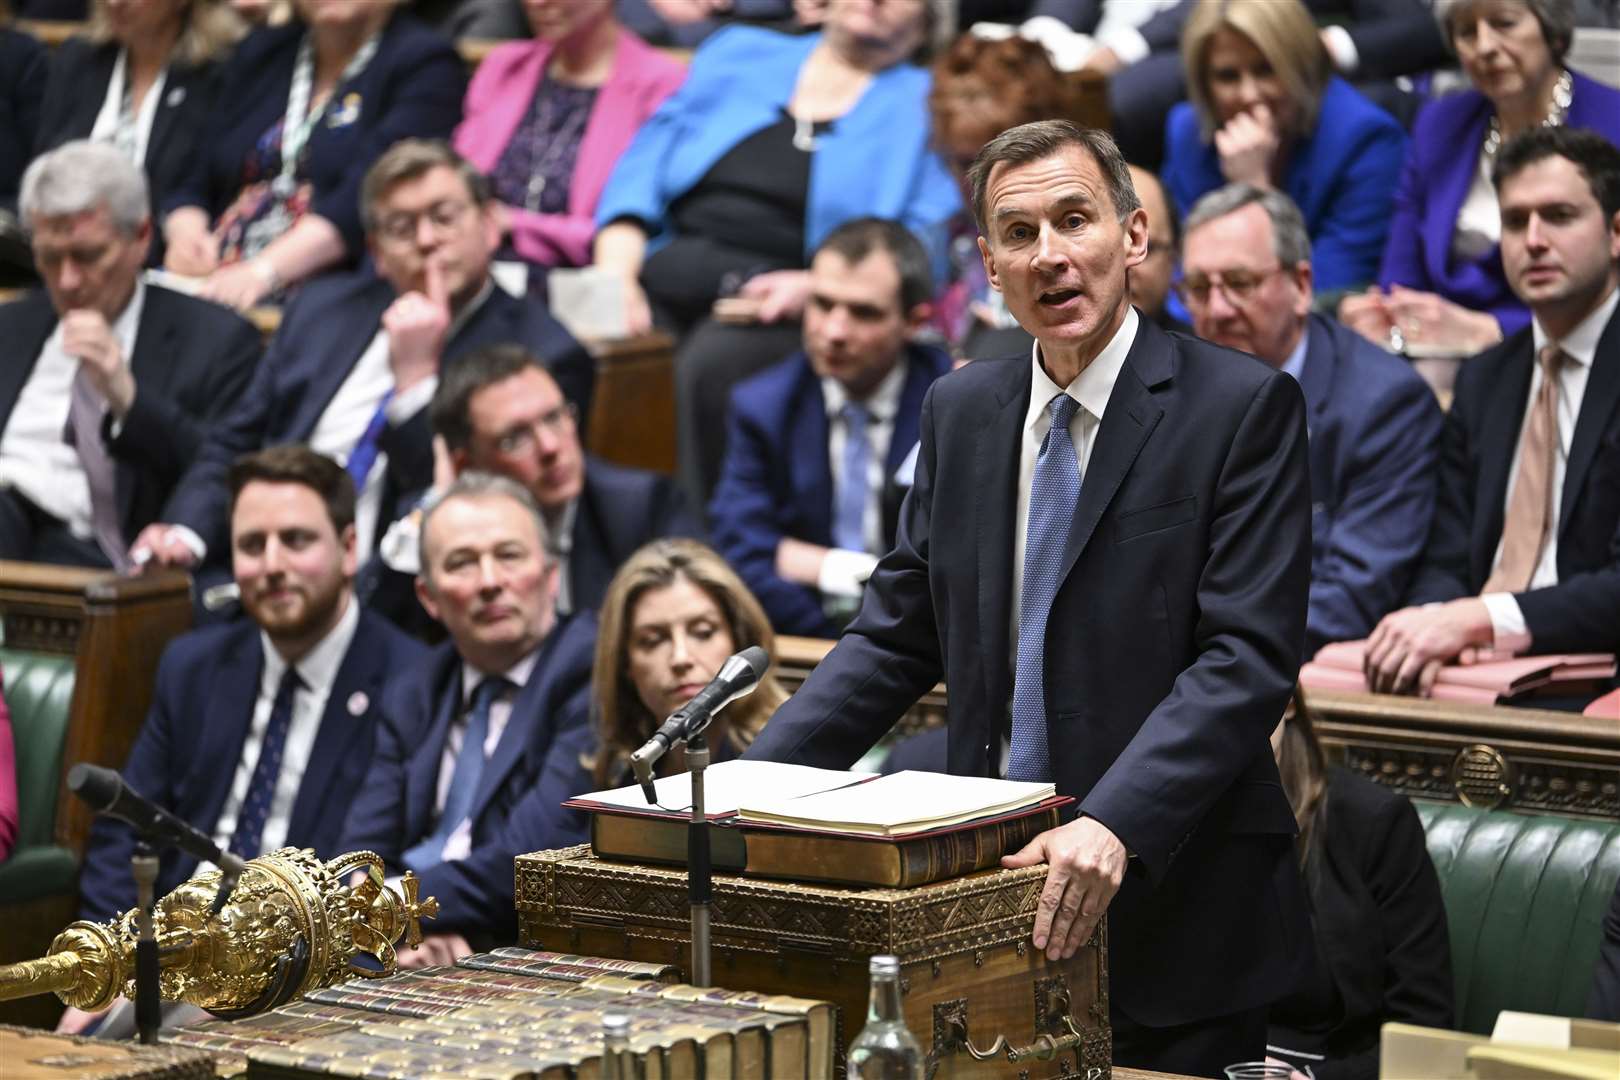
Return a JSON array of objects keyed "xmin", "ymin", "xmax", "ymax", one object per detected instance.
[
  {"xmin": 1009, "ymin": 393, "xmax": 1082, "ymax": 782},
  {"xmin": 403, "ymin": 676, "xmax": 508, "ymax": 871},
  {"xmin": 833, "ymin": 401, "xmax": 872, "ymax": 553}
]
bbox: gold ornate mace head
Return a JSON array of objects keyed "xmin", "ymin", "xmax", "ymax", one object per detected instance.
[{"xmin": 0, "ymin": 848, "xmax": 438, "ymax": 1017}]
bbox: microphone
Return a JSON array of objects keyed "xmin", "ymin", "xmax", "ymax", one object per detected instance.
[
  {"xmin": 628, "ymin": 647, "xmax": 769, "ymax": 804},
  {"xmin": 68, "ymin": 764, "xmax": 249, "ymax": 913}
]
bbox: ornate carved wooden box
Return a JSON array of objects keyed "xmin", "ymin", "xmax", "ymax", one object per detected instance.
[{"xmin": 516, "ymin": 845, "xmax": 1111, "ymax": 1079}]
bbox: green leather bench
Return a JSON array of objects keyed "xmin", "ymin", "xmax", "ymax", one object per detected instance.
[
  {"xmin": 0, "ymin": 650, "xmax": 79, "ymax": 905},
  {"xmin": 1417, "ymin": 801, "xmax": 1620, "ymax": 1033}
]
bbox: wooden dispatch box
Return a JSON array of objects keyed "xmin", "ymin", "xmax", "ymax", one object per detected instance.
[{"xmin": 516, "ymin": 845, "xmax": 1111, "ymax": 1079}]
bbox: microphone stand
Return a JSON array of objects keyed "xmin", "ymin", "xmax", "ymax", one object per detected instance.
[
  {"xmin": 684, "ymin": 729, "xmax": 712, "ymax": 988},
  {"xmin": 130, "ymin": 839, "xmax": 161, "ymax": 1044}
]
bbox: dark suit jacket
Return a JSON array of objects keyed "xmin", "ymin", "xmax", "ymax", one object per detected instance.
[
  {"xmin": 1590, "ymin": 875, "xmax": 1620, "ymax": 1022},
  {"xmin": 1406, "ymin": 305, "xmax": 1620, "ymax": 653},
  {"xmin": 337, "ymin": 612, "xmax": 596, "ymax": 942},
  {"xmin": 0, "ymin": 285, "xmax": 262, "ymax": 544},
  {"xmin": 160, "ymin": 271, "xmax": 592, "ymax": 560},
  {"xmin": 1297, "ymin": 314, "xmax": 1441, "ymax": 654},
  {"xmin": 76, "ymin": 608, "xmax": 426, "ymax": 920},
  {"xmin": 569, "ymin": 457, "xmax": 701, "ymax": 610},
  {"xmin": 0, "ymin": 28, "xmax": 46, "ymax": 216},
  {"xmin": 1269, "ymin": 768, "xmax": 1453, "ymax": 1080},
  {"xmin": 165, "ymin": 13, "xmax": 464, "ymax": 256},
  {"xmin": 710, "ymin": 344, "xmax": 952, "ymax": 637},
  {"xmin": 745, "ymin": 316, "xmax": 1314, "ymax": 1027},
  {"xmin": 36, "ymin": 38, "xmax": 222, "ymax": 264}
]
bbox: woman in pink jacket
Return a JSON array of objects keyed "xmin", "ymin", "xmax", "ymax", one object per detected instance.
[{"xmin": 453, "ymin": 0, "xmax": 686, "ymax": 270}]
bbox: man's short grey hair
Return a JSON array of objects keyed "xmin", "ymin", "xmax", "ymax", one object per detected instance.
[
  {"xmin": 19, "ymin": 140, "xmax": 150, "ymax": 236},
  {"xmin": 1432, "ymin": 0, "xmax": 1575, "ymax": 61},
  {"xmin": 1184, "ymin": 184, "xmax": 1312, "ymax": 268},
  {"xmin": 417, "ymin": 471, "xmax": 549, "ymax": 577},
  {"xmin": 966, "ymin": 120, "xmax": 1141, "ymax": 236}
]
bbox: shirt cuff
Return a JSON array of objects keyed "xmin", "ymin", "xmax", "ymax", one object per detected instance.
[
  {"xmin": 1480, "ymin": 592, "xmax": 1532, "ymax": 654},
  {"xmin": 169, "ymin": 524, "xmax": 207, "ymax": 563},
  {"xmin": 379, "ymin": 510, "xmax": 423, "ymax": 574},
  {"xmin": 1096, "ymin": 26, "xmax": 1150, "ymax": 65},
  {"xmin": 817, "ymin": 548, "xmax": 880, "ymax": 599},
  {"xmin": 387, "ymin": 376, "xmax": 437, "ymax": 424},
  {"xmin": 1320, "ymin": 25, "xmax": 1359, "ymax": 74}
]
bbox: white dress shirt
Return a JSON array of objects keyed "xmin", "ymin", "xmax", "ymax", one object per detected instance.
[
  {"xmin": 817, "ymin": 359, "xmax": 909, "ymax": 598},
  {"xmin": 1481, "ymin": 285, "xmax": 1617, "ymax": 651},
  {"xmin": 0, "ymin": 282, "xmax": 146, "ymax": 537},
  {"xmin": 1001, "ymin": 309, "xmax": 1138, "ymax": 775},
  {"xmin": 89, "ymin": 49, "xmax": 167, "ymax": 167},
  {"xmin": 210, "ymin": 596, "xmax": 360, "ymax": 853},
  {"xmin": 431, "ymin": 646, "xmax": 542, "ymax": 863}
]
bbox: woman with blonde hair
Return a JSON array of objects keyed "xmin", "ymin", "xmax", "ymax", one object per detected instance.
[
  {"xmin": 35, "ymin": 0, "xmax": 243, "ymax": 263},
  {"xmin": 1162, "ymin": 0, "xmax": 1407, "ymax": 292}
]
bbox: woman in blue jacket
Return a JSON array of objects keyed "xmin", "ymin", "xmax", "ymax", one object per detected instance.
[
  {"xmin": 1162, "ymin": 0, "xmax": 1406, "ymax": 295},
  {"xmin": 161, "ymin": 0, "xmax": 464, "ymax": 310}
]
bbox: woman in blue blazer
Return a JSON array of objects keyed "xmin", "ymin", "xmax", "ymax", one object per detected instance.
[
  {"xmin": 162, "ymin": 0, "xmax": 464, "ymax": 310},
  {"xmin": 1162, "ymin": 0, "xmax": 1406, "ymax": 294},
  {"xmin": 1340, "ymin": 0, "xmax": 1620, "ymax": 354}
]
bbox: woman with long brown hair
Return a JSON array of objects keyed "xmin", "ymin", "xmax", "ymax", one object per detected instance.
[{"xmin": 1266, "ymin": 690, "xmax": 1453, "ymax": 1079}]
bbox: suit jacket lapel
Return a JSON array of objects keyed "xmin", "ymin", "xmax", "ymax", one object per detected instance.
[
  {"xmin": 293, "ymin": 281, "xmax": 394, "ymax": 438},
  {"xmin": 191, "ymin": 631, "xmax": 265, "ymax": 837},
  {"xmin": 285, "ymin": 614, "xmax": 383, "ymax": 843},
  {"xmin": 407, "ymin": 652, "xmax": 462, "ymax": 841},
  {"xmin": 975, "ymin": 362, "xmax": 1028, "ymax": 724},
  {"xmin": 117, "ymin": 289, "xmax": 181, "ymax": 525},
  {"xmin": 568, "ymin": 478, "xmax": 612, "ymax": 611},
  {"xmin": 794, "ymin": 373, "xmax": 834, "ymax": 543},
  {"xmin": 1560, "ymin": 309, "xmax": 1620, "ymax": 539},
  {"xmin": 465, "ymin": 622, "xmax": 573, "ymax": 826},
  {"xmin": 0, "ymin": 294, "xmax": 59, "ymax": 431},
  {"xmin": 1056, "ymin": 327, "xmax": 1168, "ymax": 584}
]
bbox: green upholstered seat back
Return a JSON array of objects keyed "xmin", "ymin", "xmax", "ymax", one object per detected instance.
[
  {"xmin": 1416, "ymin": 801, "xmax": 1620, "ymax": 1033},
  {"xmin": 0, "ymin": 648, "xmax": 76, "ymax": 853}
]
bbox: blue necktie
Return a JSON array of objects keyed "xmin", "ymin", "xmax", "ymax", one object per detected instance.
[
  {"xmin": 229, "ymin": 667, "xmax": 302, "ymax": 859},
  {"xmin": 833, "ymin": 401, "xmax": 871, "ymax": 553},
  {"xmin": 346, "ymin": 389, "xmax": 395, "ymax": 488},
  {"xmin": 403, "ymin": 676, "xmax": 509, "ymax": 872},
  {"xmin": 1009, "ymin": 393, "xmax": 1082, "ymax": 782}
]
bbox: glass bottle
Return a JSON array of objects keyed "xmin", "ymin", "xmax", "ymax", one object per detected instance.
[
  {"xmin": 847, "ymin": 954, "xmax": 923, "ymax": 1079},
  {"xmin": 601, "ymin": 1012, "xmax": 632, "ymax": 1080}
]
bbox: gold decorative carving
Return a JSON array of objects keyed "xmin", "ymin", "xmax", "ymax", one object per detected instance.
[
  {"xmin": 1452, "ymin": 744, "xmax": 1514, "ymax": 809},
  {"xmin": 0, "ymin": 848, "xmax": 436, "ymax": 1015}
]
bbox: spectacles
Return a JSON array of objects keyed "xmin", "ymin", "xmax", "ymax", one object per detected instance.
[
  {"xmin": 374, "ymin": 200, "xmax": 473, "ymax": 245},
  {"xmin": 493, "ymin": 402, "xmax": 578, "ymax": 455},
  {"xmin": 1174, "ymin": 266, "xmax": 1285, "ymax": 310}
]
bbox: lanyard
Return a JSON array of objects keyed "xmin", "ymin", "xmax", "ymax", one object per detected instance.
[{"xmin": 273, "ymin": 30, "xmax": 379, "ymax": 197}]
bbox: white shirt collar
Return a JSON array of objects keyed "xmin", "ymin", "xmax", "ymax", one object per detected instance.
[
  {"xmin": 258, "ymin": 591, "xmax": 360, "ymax": 697},
  {"xmin": 1532, "ymin": 283, "xmax": 1619, "ymax": 369},
  {"xmin": 461, "ymin": 643, "xmax": 542, "ymax": 705},
  {"xmin": 1024, "ymin": 306, "xmax": 1139, "ymax": 431},
  {"xmin": 820, "ymin": 355, "xmax": 910, "ymax": 422}
]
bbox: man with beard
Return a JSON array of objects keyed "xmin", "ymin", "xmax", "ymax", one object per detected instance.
[{"xmin": 74, "ymin": 446, "xmax": 425, "ymax": 928}]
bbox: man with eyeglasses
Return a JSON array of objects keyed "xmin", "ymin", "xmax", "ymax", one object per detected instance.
[
  {"xmin": 131, "ymin": 140, "xmax": 593, "ymax": 596},
  {"xmin": 1180, "ymin": 183, "xmax": 1441, "ymax": 653},
  {"xmin": 365, "ymin": 343, "xmax": 698, "ymax": 637}
]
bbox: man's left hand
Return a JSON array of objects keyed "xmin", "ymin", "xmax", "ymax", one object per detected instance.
[
  {"xmin": 384, "ymin": 259, "xmax": 452, "ymax": 394},
  {"xmin": 1364, "ymin": 598, "xmax": 1494, "ymax": 695},
  {"xmin": 396, "ymin": 932, "xmax": 471, "ymax": 969},
  {"xmin": 1002, "ymin": 816, "xmax": 1127, "ymax": 960},
  {"xmin": 61, "ymin": 310, "xmax": 136, "ymax": 417}
]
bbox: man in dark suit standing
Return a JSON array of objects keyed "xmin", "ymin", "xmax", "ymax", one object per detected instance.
[
  {"xmin": 339, "ymin": 473, "xmax": 595, "ymax": 965},
  {"xmin": 710, "ymin": 218, "xmax": 953, "ymax": 637},
  {"xmin": 64, "ymin": 445, "xmax": 424, "ymax": 1031},
  {"xmin": 1180, "ymin": 183, "xmax": 1442, "ymax": 655},
  {"xmin": 1366, "ymin": 128, "xmax": 1620, "ymax": 693},
  {"xmin": 132, "ymin": 139, "xmax": 592, "ymax": 580},
  {"xmin": 0, "ymin": 140, "xmax": 260, "ymax": 569},
  {"xmin": 745, "ymin": 121, "xmax": 1313, "ymax": 1074}
]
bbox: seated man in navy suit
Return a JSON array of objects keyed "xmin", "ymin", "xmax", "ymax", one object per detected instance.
[
  {"xmin": 1180, "ymin": 183, "xmax": 1442, "ymax": 654},
  {"xmin": 368, "ymin": 344, "xmax": 700, "ymax": 634},
  {"xmin": 339, "ymin": 472, "xmax": 596, "ymax": 965},
  {"xmin": 710, "ymin": 218, "xmax": 952, "ymax": 636},
  {"xmin": 64, "ymin": 445, "xmax": 425, "ymax": 1031},
  {"xmin": 1366, "ymin": 128, "xmax": 1620, "ymax": 695},
  {"xmin": 131, "ymin": 139, "xmax": 593, "ymax": 581},
  {"xmin": 0, "ymin": 141, "xmax": 260, "ymax": 569}
]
